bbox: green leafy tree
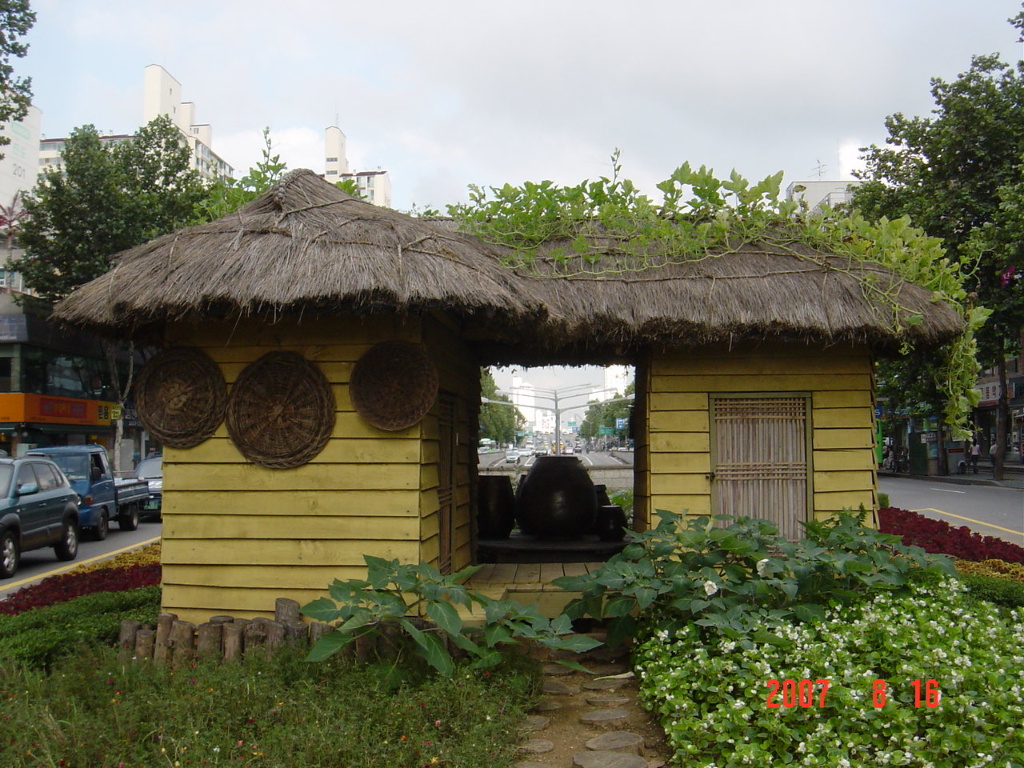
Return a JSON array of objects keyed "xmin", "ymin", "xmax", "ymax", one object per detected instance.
[
  {"xmin": 0, "ymin": 0, "xmax": 34, "ymax": 159},
  {"xmin": 12, "ymin": 115, "xmax": 206, "ymax": 301},
  {"xmin": 579, "ymin": 381, "xmax": 635, "ymax": 441},
  {"xmin": 195, "ymin": 127, "xmax": 287, "ymax": 221},
  {"xmin": 10, "ymin": 115, "xmax": 206, "ymax": 469},
  {"xmin": 853, "ymin": 12, "xmax": 1024, "ymax": 478},
  {"xmin": 479, "ymin": 369, "xmax": 524, "ymax": 446}
]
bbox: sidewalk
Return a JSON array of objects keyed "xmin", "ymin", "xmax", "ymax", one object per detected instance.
[{"xmin": 879, "ymin": 460, "xmax": 1024, "ymax": 490}]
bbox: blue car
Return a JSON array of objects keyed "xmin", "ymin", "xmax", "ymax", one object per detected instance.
[{"xmin": 0, "ymin": 456, "xmax": 81, "ymax": 579}]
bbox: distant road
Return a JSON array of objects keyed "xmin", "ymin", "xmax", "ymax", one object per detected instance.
[{"xmin": 879, "ymin": 476, "xmax": 1024, "ymax": 547}]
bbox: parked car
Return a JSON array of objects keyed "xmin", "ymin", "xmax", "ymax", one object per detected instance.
[
  {"xmin": 26, "ymin": 446, "xmax": 150, "ymax": 540},
  {"xmin": 134, "ymin": 455, "xmax": 163, "ymax": 520},
  {"xmin": 0, "ymin": 456, "xmax": 81, "ymax": 579}
]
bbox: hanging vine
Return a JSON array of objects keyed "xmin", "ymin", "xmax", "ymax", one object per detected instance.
[{"xmin": 449, "ymin": 155, "xmax": 987, "ymax": 435}]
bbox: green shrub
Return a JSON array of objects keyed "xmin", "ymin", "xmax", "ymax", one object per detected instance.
[
  {"xmin": 553, "ymin": 509, "xmax": 953, "ymax": 648},
  {"xmin": 636, "ymin": 579, "xmax": 1024, "ymax": 766},
  {"xmin": 877, "ymin": 491, "xmax": 890, "ymax": 508},
  {"xmin": 303, "ymin": 556, "xmax": 599, "ymax": 674},
  {"xmin": 958, "ymin": 571, "xmax": 1024, "ymax": 609},
  {"xmin": 0, "ymin": 586, "xmax": 160, "ymax": 669}
]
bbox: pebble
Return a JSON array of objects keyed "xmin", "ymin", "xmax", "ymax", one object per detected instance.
[
  {"xmin": 518, "ymin": 738, "xmax": 555, "ymax": 754},
  {"xmin": 542, "ymin": 663, "xmax": 575, "ymax": 676},
  {"xmin": 572, "ymin": 751, "xmax": 647, "ymax": 768},
  {"xmin": 585, "ymin": 731, "xmax": 645, "ymax": 755},
  {"xmin": 521, "ymin": 715, "xmax": 551, "ymax": 732},
  {"xmin": 542, "ymin": 679, "xmax": 579, "ymax": 695},
  {"xmin": 532, "ymin": 698, "xmax": 564, "ymax": 712},
  {"xmin": 578, "ymin": 708, "xmax": 629, "ymax": 727},
  {"xmin": 585, "ymin": 694, "xmax": 630, "ymax": 707},
  {"xmin": 583, "ymin": 678, "xmax": 629, "ymax": 691}
]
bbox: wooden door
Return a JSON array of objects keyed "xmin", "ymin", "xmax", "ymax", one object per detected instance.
[{"xmin": 711, "ymin": 396, "xmax": 810, "ymax": 540}]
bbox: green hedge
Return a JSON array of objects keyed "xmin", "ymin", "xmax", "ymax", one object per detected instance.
[
  {"xmin": 0, "ymin": 586, "xmax": 161, "ymax": 669},
  {"xmin": 959, "ymin": 572, "xmax": 1024, "ymax": 610}
]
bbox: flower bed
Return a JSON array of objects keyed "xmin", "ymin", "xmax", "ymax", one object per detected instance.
[
  {"xmin": 878, "ymin": 506, "xmax": 1024, "ymax": 564},
  {"xmin": 636, "ymin": 579, "xmax": 1024, "ymax": 767},
  {"xmin": 0, "ymin": 545, "xmax": 161, "ymax": 616}
]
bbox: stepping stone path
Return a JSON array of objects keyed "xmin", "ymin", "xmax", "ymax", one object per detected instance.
[{"xmin": 514, "ymin": 637, "xmax": 668, "ymax": 768}]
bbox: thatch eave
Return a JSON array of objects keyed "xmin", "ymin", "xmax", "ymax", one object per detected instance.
[{"xmin": 52, "ymin": 170, "xmax": 964, "ymax": 359}]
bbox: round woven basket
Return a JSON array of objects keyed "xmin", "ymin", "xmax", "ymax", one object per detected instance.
[
  {"xmin": 135, "ymin": 347, "xmax": 227, "ymax": 449},
  {"xmin": 226, "ymin": 351, "xmax": 335, "ymax": 469},
  {"xmin": 349, "ymin": 341, "xmax": 439, "ymax": 431}
]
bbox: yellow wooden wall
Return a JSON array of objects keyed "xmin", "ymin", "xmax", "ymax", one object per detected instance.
[
  {"xmin": 637, "ymin": 344, "xmax": 878, "ymax": 529},
  {"xmin": 160, "ymin": 313, "xmax": 478, "ymax": 624}
]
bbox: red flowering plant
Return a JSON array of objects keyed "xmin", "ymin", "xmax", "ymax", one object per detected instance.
[
  {"xmin": 0, "ymin": 545, "xmax": 161, "ymax": 616},
  {"xmin": 878, "ymin": 507, "xmax": 1024, "ymax": 564}
]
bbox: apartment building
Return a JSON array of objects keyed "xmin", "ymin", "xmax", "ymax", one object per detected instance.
[
  {"xmin": 324, "ymin": 125, "xmax": 392, "ymax": 207},
  {"xmin": 38, "ymin": 65, "xmax": 233, "ymax": 183}
]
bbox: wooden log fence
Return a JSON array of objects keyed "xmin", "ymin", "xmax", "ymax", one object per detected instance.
[{"xmin": 118, "ymin": 598, "xmax": 338, "ymax": 665}]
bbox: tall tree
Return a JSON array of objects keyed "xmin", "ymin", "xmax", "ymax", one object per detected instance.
[
  {"xmin": 10, "ymin": 115, "xmax": 206, "ymax": 468},
  {"xmin": 853, "ymin": 14, "xmax": 1024, "ymax": 479},
  {"xmin": 479, "ymin": 369, "xmax": 524, "ymax": 447},
  {"xmin": 12, "ymin": 115, "xmax": 206, "ymax": 301},
  {"xmin": 0, "ymin": 0, "xmax": 34, "ymax": 159},
  {"xmin": 579, "ymin": 381, "xmax": 635, "ymax": 442}
]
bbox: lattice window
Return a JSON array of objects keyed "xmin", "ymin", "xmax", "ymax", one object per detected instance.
[{"xmin": 712, "ymin": 396, "xmax": 809, "ymax": 540}]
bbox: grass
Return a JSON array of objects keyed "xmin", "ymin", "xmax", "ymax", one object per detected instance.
[
  {"xmin": 0, "ymin": 641, "xmax": 539, "ymax": 768},
  {"xmin": 0, "ymin": 547, "xmax": 541, "ymax": 768}
]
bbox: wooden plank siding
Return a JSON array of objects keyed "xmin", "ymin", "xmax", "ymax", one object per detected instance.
[
  {"xmin": 639, "ymin": 345, "xmax": 877, "ymax": 531},
  {"xmin": 160, "ymin": 314, "xmax": 481, "ymax": 623}
]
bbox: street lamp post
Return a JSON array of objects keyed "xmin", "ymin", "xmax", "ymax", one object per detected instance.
[{"xmin": 498, "ymin": 384, "xmax": 627, "ymax": 454}]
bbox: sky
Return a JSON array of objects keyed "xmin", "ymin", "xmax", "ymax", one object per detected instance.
[{"xmin": 17, "ymin": 0, "xmax": 1024, "ymax": 394}]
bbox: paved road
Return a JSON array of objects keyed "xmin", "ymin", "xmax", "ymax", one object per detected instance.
[
  {"xmin": 0, "ymin": 520, "xmax": 162, "ymax": 600},
  {"xmin": 479, "ymin": 450, "xmax": 633, "ymax": 471},
  {"xmin": 879, "ymin": 476, "xmax": 1024, "ymax": 546}
]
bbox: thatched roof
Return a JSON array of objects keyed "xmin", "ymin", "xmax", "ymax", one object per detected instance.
[{"xmin": 52, "ymin": 169, "xmax": 963, "ymax": 363}]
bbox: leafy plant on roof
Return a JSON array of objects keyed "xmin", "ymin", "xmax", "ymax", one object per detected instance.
[{"xmin": 450, "ymin": 154, "xmax": 985, "ymax": 434}]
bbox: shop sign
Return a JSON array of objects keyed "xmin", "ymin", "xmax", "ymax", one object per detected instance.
[{"xmin": 975, "ymin": 382, "xmax": 1002, "ymax": 406}]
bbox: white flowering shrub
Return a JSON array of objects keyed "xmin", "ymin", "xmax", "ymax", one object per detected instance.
[{"xmin": 635, "ymin": 579, "xmax": 1024, "ymax": 767}]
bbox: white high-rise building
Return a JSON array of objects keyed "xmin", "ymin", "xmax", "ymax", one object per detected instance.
[
  {"xmin": 143, "ymin": 65, "xmax": 233, "ymax": 181},
  {"xmin": 324, "ymin": 126, "xmax": 391, "ymax": 207},
  {"xmin": 604, "ymin": 365, "xmax": 632, "ymax": 397},
  {"xmin": 0, "ymin": 105, "xmax": 41, "ymax": 294},
  {"xmin": 38, "ymin": 66, "xmax": 233, "ymax": 184}
]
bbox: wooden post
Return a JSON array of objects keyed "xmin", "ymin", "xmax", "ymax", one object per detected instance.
[
  {"xmin": 154, "ymin": 613, "xmax": 177, "ymax": 665},
  {"xmin": 118, "ymin": 620, "xmax": 141, "ymax": 662},
  {"xmin": 274, "ymin": 598, "xmax": 301, "ymax": 624},
  {"xmin": 223, "ymin": 622, "xmax": 245, "ymax": 662},
  {"xmin": 264, "ymin": 621, "xmax": 286, "ymax": 658},
  {"xmin": 196, "ymin": 622, "xmax": 224, "ymax": 658},
  {"xmin": 170, "ymin": 620, "xmax": 196, "ymax": 666},
  {"xmin": 136, "ymin": 628, "xmax": 155, "ymax": 661},
  {"xmin": 309, "ymin": 622, "xmax": 334, "ymax": 643},
  {"xmin": 284, "ymin": 621, "xmax": 308, "ymax": 647},
  {"xmin": 243, "ymin": 618, "xmax": 269, "ymax": 657}
]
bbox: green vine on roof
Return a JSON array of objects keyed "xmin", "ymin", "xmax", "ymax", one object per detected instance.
[{"xmin": 448, "ymin": 154, "xmax": 987, "ymax": 435}]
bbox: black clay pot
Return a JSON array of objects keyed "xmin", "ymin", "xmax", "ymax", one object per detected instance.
[
  {"xmin": 595, "ymin": 504, "xmax": 628, "ymax": 542},
  {"xmin": 591, "ymin": 484, "xmax": 612, "ymax": 533},
  {"xmin": 477, "ymin": 475, "xmax": 516, "ymax": 539},
  {"xmin": 515, "ymin": 455, "xmax": 597, "ymax": 538}
]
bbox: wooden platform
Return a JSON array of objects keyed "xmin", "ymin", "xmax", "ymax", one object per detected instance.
[{"xmin": 460, "ymin": 561, "xmax": 604, "ymax": 620}]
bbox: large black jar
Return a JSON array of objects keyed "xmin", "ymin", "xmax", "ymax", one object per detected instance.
[
  {"xmin": 477, "ymin": 475, "xmax": 516, "ymax": 539},
  {"xmin": 515, "ymin": 455, "xmax": 597, "ymax": 538}
]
